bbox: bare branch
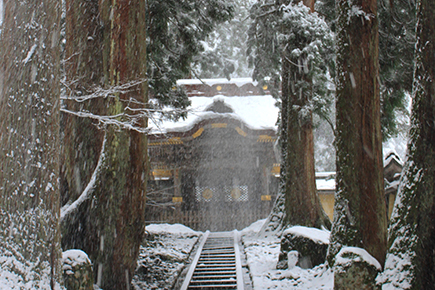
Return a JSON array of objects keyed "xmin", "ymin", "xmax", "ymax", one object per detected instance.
[
  {"xmin": 256, "ymin": 8, "xmax": 278, "ymax": 19},
  {"xmin": 61, "ymin": 78, "xmax": 148, "ymax": 102},
  {"xmin": 60, "ymin": 108, "xmax": 151, "ymax": 133}
]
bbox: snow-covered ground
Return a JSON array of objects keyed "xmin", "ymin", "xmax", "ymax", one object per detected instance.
[
  {"xmin": 0, "ymin": 218, "xmax": 407, "ymax": 289},
  {"xmin": 132, "ymin": 223, "xmax": 202, "ymax": 290},
  {"xmin": 132, "ymin": 220, "xmax": 334, "ymax": 289},
  {"xmin": 241, "ymin": 219, "xmax": 334, "ymax": 290}
]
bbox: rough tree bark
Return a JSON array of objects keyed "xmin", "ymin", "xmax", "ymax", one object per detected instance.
[
  {"xmin": 381, "ymin": 0, "xmax": 435, "ymax": 288},
  {"xmin": 62, "ymin": 1, "xmax": 148, "ymax": 289},
  {"xmin": 95, "ymin": 2, "xmax": 148, "ymax": 288},
  {"xmin": 61, "ymin": 0, "xmax": 106, "ymax": 250},
  {"xmin": 282, "ymin": 51, "xmax": 331, "ymax": 230},
  {"xmin": 0, "ymin": 1, "xmax": 61, "ymax": 288},
  {"xmin": 260, "ymin": 0, "xmax": 331, "ymax": 235},
  {"xmin": 327, "ymin": 0, "xmax": 387, "ymax": 284}
]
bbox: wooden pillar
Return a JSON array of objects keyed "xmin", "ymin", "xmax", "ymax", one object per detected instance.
[{"xmin": 173, "ymin": 169, "xmax": 182, "ymax": 206}]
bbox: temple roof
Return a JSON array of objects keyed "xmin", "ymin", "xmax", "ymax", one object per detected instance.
[
  {"xmin": 176, "ymin": 77, "xmax": 258, "ymax": 87},
  {"xmin": 150, "ymin": 94, "xmax": 279, "ymax": 134}
]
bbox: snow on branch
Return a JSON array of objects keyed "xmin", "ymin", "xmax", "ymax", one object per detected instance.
[
  {"xmin": 60, "ymin": 108, "xmax": 152, "ymax": 134},
  {"xmin": 60, "ymin": 134, "xmax": 107, "ymax": 223},
  {"xmin": 61, "ymin": 78, "xmax": 148, "ymax": 103},
  {"xmin": 61, "ymin": 78, "xmax": 190, "ymax": 133}
]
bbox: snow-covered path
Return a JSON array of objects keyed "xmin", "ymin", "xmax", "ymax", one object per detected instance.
[{"xmin": 135, "ymin": 222, "xmax": 334, "ymax": 290}]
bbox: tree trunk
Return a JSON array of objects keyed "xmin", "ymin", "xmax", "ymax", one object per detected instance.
[
  {"xmin": 328, "ymin": 0, "xmax": 387, "ymax": 278},
  {"xmin": 0, "ymin": 1, "xmax": 61, "ymax": 288},
  {"xmin": 95, "ymin": 1, "xmax": 148, "ymax": 289},
  {"xmin": 61, "ymin": 0, "xmax": 106, "ymax": 250},
  {"xmin": 259, "ymin": 59, "xmax": 290, "ymax": 235},
  {"xmin": 62, "ymin": 1, "xmax": 148, "ymax": 289},
  {"xmin": 381, "ymin": 0, "xmax": 435, "ymax": 288},
  {"xmin": 260, "ymin": 0, "xmax": 330, "ymax": 235},
  {"xmin": 283, "ymin": 56, "xmax": 331, "ymax": 229}
]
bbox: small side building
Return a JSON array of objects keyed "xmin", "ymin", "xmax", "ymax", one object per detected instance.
[
  {"xmin": 314, "ymin": 152, "xmax": 404, "ymax": 220},
  {"xmin": 384, "ymin": 152, "xmax": 403, "ymax": 218}
]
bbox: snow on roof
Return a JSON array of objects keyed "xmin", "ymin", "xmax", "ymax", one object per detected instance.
[
  {"xmin": 150, "ymin": 95, "xmax": 279, "ymax": 134},
  {"xmin": 384, "ymin": 151, "xmax": 403, "ymax": 167},
  {"xmin": 176, "ymin": 77, "xmax": 258, "ymax": 87},
  {"xmin": 283, "ymin": 226, "xmax": 330, "ymax": 244},
  {"xmin": 315, "ymin": 172, "xmax": 335, "ymax": 191},
  {"xmin": 316, "ymin": 178, "xmax": 336, "ymax": 191}
]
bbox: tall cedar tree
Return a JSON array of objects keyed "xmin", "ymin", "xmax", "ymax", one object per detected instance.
[
  {"xmin": 327, "ymin": 0, "xmax": 387, "ymax": 272},
  {"xmin": 378, "ymin": 0, "xmax": 415, "ymax": 139},
  {"xmin": 317, "ymin": 0, "xmax": 416, "ymax": 140},
  {"xmin": 62, "ymin": 1, "xmax": 148, "ymax": 289},
  {"xmin": 380, "ymin": 0, "xmax": 435, "ymax": 288},
  {"xmin": 281, "ymin": 0, "xmax": 331, "ymax": 230},
  {"xmin": 250, "ymin": 0, "xmax": 333, "ymax": 234},
  {"xmin": 0, "ymin": 1, "xmax": 62, "ymax": 288},
  {"xmin": 61, "ymin": 0, "xmax": 106, "ymax": 250},
  {"xmin": 193, "ymin": 0, "xmax": 255, "ymax": 79},
  {"xmin": 62, "ymin": 1, "xmax": 234, "ymax": 287}
]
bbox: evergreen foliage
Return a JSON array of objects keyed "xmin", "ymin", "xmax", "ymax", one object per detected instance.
[
  {"xmin": 193, "ymin": 0, "xmax": 255, "ymax": 79},
  {"xmin": 247, "ymin": 0, "xmax": 335, "ymax": 120},
  {"xmin": 146, "ymin": 0, "xmax": 235, "ymax": 116},
  {"xmin": 378, "ymin": 0, "xmax": 416, "ymax": 139},
  {"xmin": 315, "ymin": 0, "xmax": 336, "ymax": 28}
]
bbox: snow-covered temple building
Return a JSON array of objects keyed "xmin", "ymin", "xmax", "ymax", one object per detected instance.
[
  {"xmin": 147, "ymin": 78, "xmax": 280, "ymax": 231},
  {"xmin": 146, "ymin": 78, "xmax": 403, "ymax": 231}
]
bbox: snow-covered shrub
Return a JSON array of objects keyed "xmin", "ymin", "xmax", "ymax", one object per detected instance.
[
  {"xmin": 277, "ymin": 226, "xmax": 330, "ymax": 269},
  {"xmin": 62, "ymin": 250, "xmax": 93, "ymax": 290}
]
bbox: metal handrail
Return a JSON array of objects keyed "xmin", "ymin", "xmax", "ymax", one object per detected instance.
[
  {"xmin": 180, "ymin": 230, "xmax": 210, "ymax": 290},
  {"xmin": 233, "ymin": 230, "xmax": 244, "ymax": 290}
]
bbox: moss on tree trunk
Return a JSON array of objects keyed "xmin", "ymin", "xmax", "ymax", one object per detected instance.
[{"xmin": 62, "ymin": 1, "xmax": 148, "ymax": 289}]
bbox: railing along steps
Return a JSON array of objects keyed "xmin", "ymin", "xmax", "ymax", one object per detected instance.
[{"xmin": 181, "ymin": 231, "xmax": 244, "ymax": 290}]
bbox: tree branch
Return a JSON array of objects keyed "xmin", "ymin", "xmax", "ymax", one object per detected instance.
[
  {"xmin": 61, "ymin": 78, "xmax": 148, "ymax": 102},
  {"xmin": 60, "ymin": 133, "xmax": 107, "ymax": 223},
  {"xmin": 60, "ymin": 108, "xmax": 151, "ymax": 133}
]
